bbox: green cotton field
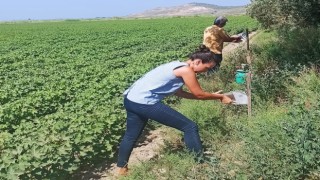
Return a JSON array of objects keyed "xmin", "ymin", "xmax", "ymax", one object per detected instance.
[{"xmin": 0, "ymin": 16, "xmax": 259, "ymax": 179}]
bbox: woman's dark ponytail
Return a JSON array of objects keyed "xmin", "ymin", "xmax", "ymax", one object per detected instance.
[
  {"xmin": 199, "ymin": 44, "xmax": 210, "ymax": 53},
  {"xmin": 189, "ymin": 45, "xmax": 218, "ymax": 64}
]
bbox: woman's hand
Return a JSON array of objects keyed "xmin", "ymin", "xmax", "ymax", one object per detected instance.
[
  {"xmin": 221, "ymin": 95, "xmax": 234, "ymax": 104},
  {"xmin": 231, "ymin": 35, "xmax": 242, "ymax": 42},
  {"xmin": 214, "ymin": 90, "xmax": 223, "ymax": 94}
]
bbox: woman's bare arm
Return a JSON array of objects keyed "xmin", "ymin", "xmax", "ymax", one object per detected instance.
[{"xmin": 173, "ymin": 66, "xmax": 224, "ymax": 100}]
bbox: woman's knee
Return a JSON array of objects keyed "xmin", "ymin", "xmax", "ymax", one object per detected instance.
[{"xmin": 182, "ymin": 121, "xmax": 199, "ymax": 132}]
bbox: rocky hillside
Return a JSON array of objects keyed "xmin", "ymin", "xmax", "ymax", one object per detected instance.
[{"xmin": 127, "ymin": 3, "xmax": 246, "ymax": 18}]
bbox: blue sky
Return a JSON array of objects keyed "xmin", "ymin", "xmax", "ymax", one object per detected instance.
[{"xmin": 0, "ymin": 0, "xmax": 251, "ymax": 21}]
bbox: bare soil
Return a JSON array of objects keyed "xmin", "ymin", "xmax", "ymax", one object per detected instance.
[{"xmin": 72, "ymin": 127, "xmax": 167, "ymax": 180}]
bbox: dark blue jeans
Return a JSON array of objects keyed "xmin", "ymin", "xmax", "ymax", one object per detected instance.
[{"xmin": 117, "ymin": 97, "xmax": 203, "ymax": 167}]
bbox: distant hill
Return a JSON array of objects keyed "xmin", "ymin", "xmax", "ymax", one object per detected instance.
[{"xmin": 127, "ymin": 3, "xmax": 247, "ymax": 18}]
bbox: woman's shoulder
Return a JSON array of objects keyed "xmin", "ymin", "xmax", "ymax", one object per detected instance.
[{"xmin": 173, "ymin": 64, "xmax": 193, "ymax": 77}]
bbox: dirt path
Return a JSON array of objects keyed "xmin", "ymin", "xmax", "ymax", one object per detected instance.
[
  {"xmin": 74, "ymin": 31, "xmax": 258, "ymax": 180},
  {"xmin": 72, "ymin": 127, "xmax": 167, "ymax": 180}
]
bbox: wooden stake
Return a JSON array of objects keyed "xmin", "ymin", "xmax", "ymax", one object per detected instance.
[{"xmin": 246, "ymin": 28, "xmax": 252, "ymax": 117}]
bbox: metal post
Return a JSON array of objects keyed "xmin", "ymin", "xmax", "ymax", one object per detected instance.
[{"xmin": 246, "ymin": 28, "xmax": 252, "ymax": 117}]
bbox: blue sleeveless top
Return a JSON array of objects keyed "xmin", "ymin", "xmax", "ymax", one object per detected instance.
[{"xmin": 124, "ymin": 61, "xmax": 188, "ymax": 104}]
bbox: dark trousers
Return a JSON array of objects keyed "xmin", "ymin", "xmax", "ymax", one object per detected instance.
[{"xmin": 117, "ymin": 97, "xmax": 203, "ymax": 167}]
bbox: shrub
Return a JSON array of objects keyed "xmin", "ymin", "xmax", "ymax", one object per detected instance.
[{"xmin": 240, "ymin": 69, "xmax": 320, "ymax": 179}]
